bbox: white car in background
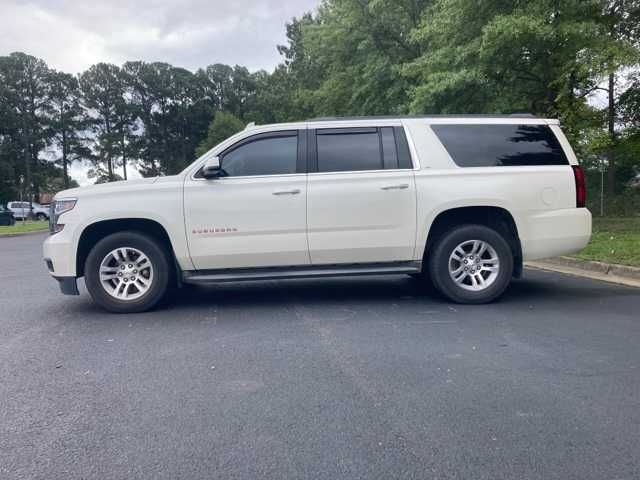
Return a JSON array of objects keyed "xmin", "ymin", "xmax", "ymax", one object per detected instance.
[{"xmin": 7, "ymin": 201, "xmax": 50, "ymax": 221}]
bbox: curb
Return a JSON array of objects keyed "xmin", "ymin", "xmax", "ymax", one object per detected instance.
[
  {"xmin": 526, "ymin": 257, "xmax": 640, "ymax": 288},
  {"xmin": 0, "ymin": 229, "xmax": 49, "ymax": 238},
  {"xmin": 535, "ymin": 256, "xmax": 640, "ymax": 281}
]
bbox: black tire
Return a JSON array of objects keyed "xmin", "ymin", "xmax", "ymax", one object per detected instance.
[
  {"xmin": 84, "ymin": 231, "xmax": 171, "ymax": 313},
  {"xmin": 36, "ymin": 213, "xmax": 47, "ymax": 221},
  {"xmin": 427, "ymin": 224, "xmax": 513, "ymax": 304}
]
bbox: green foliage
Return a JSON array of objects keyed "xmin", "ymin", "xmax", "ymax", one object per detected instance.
[
  {"xmin": 79, "ymin": 63, "xmax": 128, "ymax": 181},
  {"xmin": 407, "ymin": 0, "xmax": 604, "ymax": 118},
  {"xmin": 47, "ymin": 70, "xmax": 92, "ymax": 188},
  {"xmin": 122, "ymin": 62, "xmax": 212, "ymax": 176},
  {"xmin": 279, "ymin": 1, "xmax": 425, "ymax": 117},
  {"xmin": 587, "ymin": 187, "xmax": 640, "ymax": 216},
  {"xmin": 619, "ymin": 78, "xmax": 640, "ymax": 127},
  {"xmin": 574, "ymin": 216, "xmax": 640, "ymax": 266},
  {"xmin": 0, "ymin": 221, "xmax": 49, "ymax": 236},
  {"xmin": 0, "ymin": 52, "xmax": 51, "ymax": 203},
  {"xmin": 195, "ymin": 112, "xmax": 245, "ymax": 158},
  {"xmin": 0, "ymin": 0, "xmax": 639, "ymax": 201}
]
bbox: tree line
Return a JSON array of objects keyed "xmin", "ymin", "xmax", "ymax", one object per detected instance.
[{"xmin": 0, "ymin": 0, "xmax": 639, "ymax": 206}]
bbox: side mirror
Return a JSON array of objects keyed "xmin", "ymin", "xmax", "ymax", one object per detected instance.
[{"xmin": 202, "ymin": 155, "xmax": 221, "ymax": 179}]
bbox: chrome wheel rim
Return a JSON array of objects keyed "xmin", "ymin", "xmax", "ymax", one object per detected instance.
[
  {"xmin": 448, "ymin": 240, "xmax": 500, "ymax": 292},
  {"xmin": 99, "ymin": 247, "xmax": 154, "ymax": 301}
]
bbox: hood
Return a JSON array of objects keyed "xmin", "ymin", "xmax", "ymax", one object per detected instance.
[{"xmin": 54, "ymin": 177, "xmax": 160, "ymax": 200}]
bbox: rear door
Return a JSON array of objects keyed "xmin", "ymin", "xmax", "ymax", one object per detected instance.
[{"xmin": 306, "ymin": 126, "xmax": 417, "ymax": 265}]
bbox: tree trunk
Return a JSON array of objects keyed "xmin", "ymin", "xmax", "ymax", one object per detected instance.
[
  {"xmin": 121, "ymin": 131, "xmax": 128, "ymax": 180},
  {"xmin": 607, "ymin": 72, "xmax": 616, "ymax": 195},
  {"xmin": 106, "ymin": 119, "xmax": 113, "ymax": 181},
  {"xmin": 62, "ymin": 129, "xmax": 69, "ymax": 189},
  {"xmin": 20, "ymin": 110, "xmax": 32, "ymax": 203},
  {"xmin": 29, "ymin": 95, "xmax": 40, "ymax": 203}
]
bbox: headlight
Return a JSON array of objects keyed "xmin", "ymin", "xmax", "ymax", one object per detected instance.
[{"xmin": 49, "ymin": 198, "xmax": 77, "ymax": 234}]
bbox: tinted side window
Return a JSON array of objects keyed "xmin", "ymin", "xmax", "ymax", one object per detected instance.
[
  {"xmin": 380, "ymin": 127, "xmax": 398, "ymax": 169},
  {"xmin": 431, "ymin": 124, "xmax": 568, "ymax": 167},
  {"xmin": 317, "ymin": 128, "xmax": 382, "ymax": 172},
  {"xmin": 222, "ymin": 134, "xmax": 298, "ymax": 177},
  {"xmin": 394, "ymin": 127, "xmax": 413, "ymax": 169}
]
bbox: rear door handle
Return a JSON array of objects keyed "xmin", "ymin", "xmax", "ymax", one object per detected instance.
[
  {"xmin": 272, "ymin": 189, "xmax": 301, "ymax": 196},
  {"xmin": 380, "ymin": 184, "xmax": 409, "ymax": 191}
]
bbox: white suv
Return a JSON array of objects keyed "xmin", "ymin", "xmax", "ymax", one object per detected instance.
[
  {"xmin": 7, "ymin": 201, "xmax": 50, "ymax": 221},
  {"xmin": 43, "ymin": 115, "xmax": 591, "ymax": 313}
]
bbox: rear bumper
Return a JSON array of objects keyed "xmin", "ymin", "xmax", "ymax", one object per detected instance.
[{"xmin": 520, "ymin": 208, "xmax": 592, "ymax": 261}]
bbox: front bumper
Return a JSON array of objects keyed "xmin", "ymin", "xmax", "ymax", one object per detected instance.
[
  {"xmin": 43, "ymin": 226, "xmax": 76, "ymax": 277},
  {"xmin": 53, "ymin": 275, "xmax": 79, "ymax": 295},
  {"xmin": 43, "ymin": 224, "xmax": 80, "ymax": 295}
]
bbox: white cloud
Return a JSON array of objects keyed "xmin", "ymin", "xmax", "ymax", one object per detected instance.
[
  {"xmin": 0, "ymin": 0, "xmax": 319, "ymax": 73},
  {"xmin": 1, "ymin": 0, "xmax": 319, "ymax": 185},
  {"xmin": 68, "ymin": 161, "xmax": 142, "ymax": 186}
]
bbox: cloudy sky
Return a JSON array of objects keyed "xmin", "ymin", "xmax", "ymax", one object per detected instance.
[
  {"xmin": 1, "ymin": 0, "xmax": 320, "ymax": 74},
  {"xmin": 1, "ymin": 0, "xmax": 321, "ymax": 183}
]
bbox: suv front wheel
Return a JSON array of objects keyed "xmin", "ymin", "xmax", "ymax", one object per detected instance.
[
  {"xmin": 84, "ymin": 231, "xmax": 170, "ymax": 313},
  {"xmin": 427, "ymin": 224, "xmax": 513, "ymax": 304}
]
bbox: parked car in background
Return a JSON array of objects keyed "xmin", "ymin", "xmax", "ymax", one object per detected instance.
[
  {"xmin": 0, "ymin": 205, "xmax": 15, "ymax": 226},
  {"xmin": 44, "ymin": 115, "xmax": 591, "ymax": 313},
  {"xmin": 7, "ymin": 201, "xmax": 50, "ymax": 221}
]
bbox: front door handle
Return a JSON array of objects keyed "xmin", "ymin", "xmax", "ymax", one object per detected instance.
[
  {"xmin": 380, "ymin": 184, "xmax": 409, "ymax": 191},
  {"xmin": 272, "ymin": 189, "xmax": 301, "ymax": 196}
]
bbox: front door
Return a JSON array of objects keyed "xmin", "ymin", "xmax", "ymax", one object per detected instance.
[
  {"xmin": 306, "ymin": 126, "xmax": 417, "ymax": 265},
  {"xmin": 184, "ymin": 130, "xmax": 310, "ymax": 270}
]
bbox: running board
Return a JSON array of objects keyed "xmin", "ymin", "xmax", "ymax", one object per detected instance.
[{"xmin": 182, "ymin": 261, "xmax": 422, "ymax": 284}]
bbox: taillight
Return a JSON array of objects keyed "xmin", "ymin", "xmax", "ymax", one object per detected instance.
[{"xmin": 572, "ymin": 165, "xmax": 586, "ymax": 208}]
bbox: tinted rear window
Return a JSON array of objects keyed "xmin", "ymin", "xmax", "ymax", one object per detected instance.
[
  {"xmin": 316, "ymin": 129, "xmax": 382, "ymax": 172},
  {"xmin": 431, "ymin": 124, "xmax": 568, "ymax": 167}
]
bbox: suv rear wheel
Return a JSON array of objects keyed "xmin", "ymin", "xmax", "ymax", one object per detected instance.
[
  {"xmin": 427, "ymin": 224, "xmax": 513, "ymax": 304},
  {"xmin": 84, "ymin": 231, "xmax": 170, "ymax": 313}
]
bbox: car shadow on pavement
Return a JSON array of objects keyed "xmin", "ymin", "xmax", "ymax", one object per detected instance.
[
  {"xmin": 167, "ymin": 275, "xmax": 435, "ymax": 309},
  {"xmin": 163, "ymin": 272, "xmax": 639, "ymax": 310},
  {"xmin": 60, "ymin": 271, "xmax": 640, "ymax": 318}
]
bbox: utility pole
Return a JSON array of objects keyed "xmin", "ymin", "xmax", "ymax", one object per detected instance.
[{"xmin": 19, "ymin": 175, "xmax": 25, "ymax": 223}]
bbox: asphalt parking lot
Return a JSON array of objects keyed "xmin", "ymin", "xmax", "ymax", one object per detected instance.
[{"xmin": 1, "ymin": 233, "xmax": 639, "ymax": 480}]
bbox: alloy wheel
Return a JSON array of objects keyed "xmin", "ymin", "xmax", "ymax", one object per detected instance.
[
  {"xmin": 98, "ymin": 247, "xmax": 154, "ymax": 301},
  {"xmin": 448, "ymin": 239, "xmax": 500, "ymax": 291}
]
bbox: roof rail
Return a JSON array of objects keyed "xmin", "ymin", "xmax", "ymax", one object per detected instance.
[
  {"xmin": 305, "ymin": 114, "xmax": 538, "ymax": 121},
  {"xmin": 245, "ymin": 122, "xmax": 256, "ymax": 130}
]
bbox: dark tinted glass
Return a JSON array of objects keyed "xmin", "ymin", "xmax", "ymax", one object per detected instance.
[
  {"xmin": 222, "ymin": 135, "xmax": 298, "ymax": 176},
  {"xmin": 394, "ymin": 127, "xmax": 413, "ymax": 169},
  {"xmin": 432, "ymin": 124, "xmax": 568, "ymax": 167},
  {"xmin": 380, "ymin": 127, "xmax": 398, "ymax": 169},
  {"xmin": 317, "ymin": 130, "xmax": 382, "ymax": 172}
]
